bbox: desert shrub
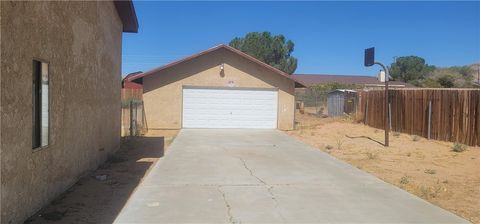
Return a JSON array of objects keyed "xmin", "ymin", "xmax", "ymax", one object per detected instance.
[
  {"xmin": 452, "ymin": 143, "xmax": 467, "ymax": 152},
  {"xmin": 424, "ymin": 169, "xmax": 436, "ymax": 175},
  {"xmin": 419, "ymin": 185, "xmax": 442, "ymax": 199},
  {"xmin": 412, "ymin": 135, "xmax": 420, "ymax": 142},
  {"xmin": 325, "ymin": 145, "xmax": 333, "ymax": 150},
  {"xmin": 366, "ymin": 152, "xmax": 378, "ymax": 160},
  {"xmin": 400, "ymin": 176, "xmax": 410, "ymax": 185}
]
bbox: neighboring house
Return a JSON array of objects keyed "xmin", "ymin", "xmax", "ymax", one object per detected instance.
[
  {"xmin": 292, "ymin": 74, "xmax": 413, "ymax": 89},
  {"xmin": 122, "ymin": 71, "xmax": 144, "ymax": 90},
  {"xmin": 0, "ymin": 1, "xmax": 138, "ymax": 223},
  {"xmin": 125, "ymin": 44, "xmax": 305, "ymax": 130}
]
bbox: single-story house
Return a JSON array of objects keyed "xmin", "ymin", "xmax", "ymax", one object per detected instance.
[
  {"xmin": 125, "ymin": 44, "xmax": 305, "ymax": 130},
  {"xmin": 0, "ymin": 1, "xmax": 138, "ymax": 223},
  {"xmin": 292, "ymin": 74, "xmax": 413, "ymax": 89}
]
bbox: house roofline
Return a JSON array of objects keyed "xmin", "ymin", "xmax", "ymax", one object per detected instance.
[
  {"xmin": 114, "ymin": 0, "xmax": 139, "ymax": 33},
  {"xmin": 125, "ymin": 44, "xmax": 306, "ymax": 87}
]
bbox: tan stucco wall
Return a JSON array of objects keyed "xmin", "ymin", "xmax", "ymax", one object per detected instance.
[
  {"xmin": 142, "ymin": 48, "xmax": 296, "ymax": 130},
  {"xmin": 0, "ymin": 2, "xmax": 123, "ymax": 223}
]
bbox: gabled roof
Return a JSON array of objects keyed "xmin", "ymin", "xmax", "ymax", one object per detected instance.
[
  {"xmin": 125, "ymin": 44, "xmax": 306, "ymax": 87},
  {"xmin": 292, "ymin": 74, "xmax": 413, "ymax": 87},
  {"xmin": 114, "ymin": 0, "xmax": 139, "ymax": 33}
]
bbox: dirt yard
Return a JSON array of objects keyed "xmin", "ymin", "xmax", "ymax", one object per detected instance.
[
  {"xmin": 25, "ymin": 129, "xmax": 179, "ymax": 224},
  {"xmin": 287, "ymin": 111, "xmax": 480, "ymax": 223}
]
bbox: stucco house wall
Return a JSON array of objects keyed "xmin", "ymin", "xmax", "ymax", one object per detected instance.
[
  {"xmin": 1, "ymin": 2, "xmax": 123, "ymax": 223},
  {"xmin": 142, "ymin": 48, "xmax": 296, "ymax": 131}
]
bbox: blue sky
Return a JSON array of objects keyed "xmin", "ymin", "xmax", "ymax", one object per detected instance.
[{"xmin": 122, "ymin": 1, "xmax": 480, "ymax": 76}]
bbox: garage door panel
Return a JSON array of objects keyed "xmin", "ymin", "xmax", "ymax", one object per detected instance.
[{"xmin": 182, "ymin": 88, "xmax": 278, "ymax": 129}]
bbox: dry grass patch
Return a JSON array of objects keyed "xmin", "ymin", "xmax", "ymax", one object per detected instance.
[{"xmin": 286, "ymin": 112, "xmax": 480, "ymax": 223}]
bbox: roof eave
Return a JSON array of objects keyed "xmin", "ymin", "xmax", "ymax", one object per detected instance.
[{"xmin": 114, "ymin": 0, "xmax": 139, "ymax": 33}]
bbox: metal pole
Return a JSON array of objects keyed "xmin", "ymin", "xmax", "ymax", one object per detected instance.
[{"xmin": 375, "ymin": 62, "xmax": 389, "ymax": 147}]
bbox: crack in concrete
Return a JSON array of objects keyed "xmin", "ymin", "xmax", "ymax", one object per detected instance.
[
  {"xmin": 217, "ymin": 186, "xmax": 235, "ymax": 224},
  {"xmin": 238, "ymin": 157, "xmax": 287, "ymax": 223},
  {"xmin": 238, "ymin": 157, "xmax": 267, "ymax": 185}
]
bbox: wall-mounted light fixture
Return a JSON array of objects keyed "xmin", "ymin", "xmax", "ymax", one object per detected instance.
[{"xmin": 219, "ymin": 63, "xmax": 225, "ymax": 77}]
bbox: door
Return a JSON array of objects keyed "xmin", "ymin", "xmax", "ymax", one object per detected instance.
[{"xmin": 182, "ymin": 87, "xmax": 278, "ymax": 128}]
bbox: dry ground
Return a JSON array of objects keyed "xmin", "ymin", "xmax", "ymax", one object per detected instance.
[
  {"xmin": 287, "ymin": 111, "xmax": 480, "ymax": 223},
  {"xmin": 26, "ymin": 129, "xmax": 179, "ymax": 224}
]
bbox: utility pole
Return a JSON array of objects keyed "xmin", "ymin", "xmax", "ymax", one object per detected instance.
[{"xmin": 364, "ymin": 47, "xmax": 390, "ymax": 147}]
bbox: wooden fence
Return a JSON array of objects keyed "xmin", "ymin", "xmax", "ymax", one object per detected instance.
[
  {"xmin": 357, "ymin": 89, "xmax": 480, "ymax": 146},
  {"xmin": 121, "ymin": 88, "xmax": 147, "ymax": 137}
]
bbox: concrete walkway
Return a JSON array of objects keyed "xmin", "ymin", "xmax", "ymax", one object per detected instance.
[{"xmin": 114, "ymin": 129, "xmax": 468, "ymax": 224}]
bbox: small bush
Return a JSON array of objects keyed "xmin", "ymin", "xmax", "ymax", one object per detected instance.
[
  {"xmin": 400, "ymin": 176, "xmax": 410, "ymax": 185},
  {"xmin": 412, "ymin": 135, "xmax": 420, "ymax": 142},
  {"xmin": 452, "ymin": 143, "xmax": 467, "ymax": 152},
  {"xmin": 424, "ymin": 169, "xmax": 436, "ymax": 175},
  {"xmin": 325, "ymin": 145, "xmax": 334, "ymax": 150},
  {"xmin": 366, "ymin": 152, "xmax": 378, "ymax": 160},
  {"xmin": 419, "ymin": 185, "xmax": 442, "ymax": 199}
]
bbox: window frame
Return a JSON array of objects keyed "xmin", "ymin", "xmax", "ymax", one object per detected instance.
[{"xmin": 32, "ymin": 58, "xmax": 50, "ymax": 151}]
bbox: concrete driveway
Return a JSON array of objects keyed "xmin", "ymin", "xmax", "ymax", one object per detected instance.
[{"xmin": 114, "ymin": 129, "xmax": 468, "ymax": 224}]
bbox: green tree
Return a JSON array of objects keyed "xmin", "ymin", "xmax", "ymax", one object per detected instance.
[
  {"xmin": 437, "ymin": 75, "xmax": 456, "ymax": 88},
  {"xmin": 229, "ymin": 32, "xmax": 298, "ymax": 74},
  {"xmin": 390, "ymin": 56, "xmax": 435, "ymax": 83}
]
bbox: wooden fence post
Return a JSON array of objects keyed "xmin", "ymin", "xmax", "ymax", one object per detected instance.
[
  {"xmin": 428, "ymin": 100, "xmax": 432, "ymax": 139},
  {"xmin": 129, "ymin": 101, "xmax": 133, "ymax": 137},
  {"xmin": 365, "ymin": 98, "xmax": 369, "ymax": 125},
  {"xmin": 389, "ymin": 102, "xmax": 392, "ymax": 131}
]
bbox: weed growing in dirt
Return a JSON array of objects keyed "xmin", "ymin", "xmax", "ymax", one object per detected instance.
[
  {"xmin": 424, "ymin": 169, "xmax": 436, "ymax": 175},
  {"xmin": 412, "ymin": 135, "xmax": 420, "ymax": 142},
  {"xmin": 419, "ymin": 185, "xmax": 442, "ymax": 199},
  {"xmin": 452, "ymin": 143, "xmax": 467, "ymax": 152},
  {"xmin": 406, "ymin": 152, "xmax": 411, "ymax": 157},
  {"xmin": 366, "ymin": 152, "xmax": 378, "ymax": 160},
  {"xmin": 342, "ymin": 114, "xmax": 354, "ymax": 123},
  {"xmin": 325, "ymin": 145, "xmax": 334, "ymax": 150},
  {"xmin": 393, "ymin": 132, "xmax": 400, "ymax": 137},
  {"xmin": 400, "ymin": 176, "xmax": 410, "ymax": 185},
  {"xmin": 336, "ymin": 137, "xmax": 345, "ymax": 150}
]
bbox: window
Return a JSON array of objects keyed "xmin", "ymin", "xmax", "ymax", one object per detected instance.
[{"xmin": 32, "ymin": 60, "xmax": 49, "ymax": 149}]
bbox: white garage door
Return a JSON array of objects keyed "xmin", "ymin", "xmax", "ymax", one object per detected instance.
[{"xmin": 182, "ymin": 87, "xmax": 278, "ymax": 129}]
